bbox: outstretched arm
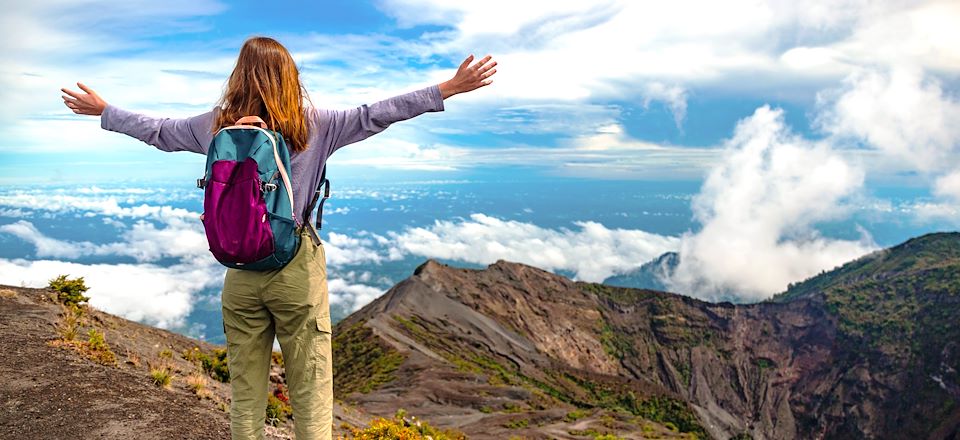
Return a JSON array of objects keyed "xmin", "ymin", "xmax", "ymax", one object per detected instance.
[
  {"xmin": 323, "ymin": 54, "xmax": 497, "ymax": 153},
  {"xmin": 61, "ymin": 83, "xmax": 212, "ymax": 154}
]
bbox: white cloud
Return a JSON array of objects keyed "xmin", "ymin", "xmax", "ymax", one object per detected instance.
[
  {"xmin": 935, "ymin": 171, "xmax": 960, "ymax": 202},
  {"xmin": 642, "ymin": 82, "xmax": 688, "ymax": 128},
  {"xmin": 665, "ymin": 106, "xmax": 876, "ymax": 301},
  {"xmin": 0, "ymin": 208, "xmax": 30, "ymax": 218},
  {"xmin": 387, "ymin": 213, "xmax": 679, "ymax": 282},
  {"xmin": 911, "ymin": 201, "xmax": 960, "ymax": 223},
  {"xmin": 3, "ymin": 0, "xmax": 229, "ymax": 121},
  {"xmin": 1, "ymin": 221, "xmax": 103, "ymax": 259},
  {"xmin": 324, "ymin": 232, "xmax": 390, "ymax": 265},
  {"xmin": 818, "ymin": 68, "xmax": 960, "ymax": 172},
  {"xmin": 924, "ymin": 171, "xmax": 960, "ymax": 223},
  {"xmin": 377, "ymin": 0, "xmax": 959, "ymax": 104},
  {"xmin": 0, "ymin": 258, "xmax": 219, "ymax": 329},
  {"xmin": 327, "ymin": 278, "xmax": 384, "ymax": 313},
  {"xmin": 0, "ymin": 192, "xmax": 197, "ymax": 220},
  {"xmin": 817, "ymin": 67, "xmax": 960, "ymax": 222},
  {"xmin": 1, "ymin": 218, "xmax": 207, "ymax": 262},
  {"xmin": 330, "ymin": 136, "xmax": 467, "ymax": 171}
]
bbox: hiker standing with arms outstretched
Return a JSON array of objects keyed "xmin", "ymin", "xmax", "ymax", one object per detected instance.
[{"xmin": 61, "ymin": 36, "xmax": 497, "ymax": 440}]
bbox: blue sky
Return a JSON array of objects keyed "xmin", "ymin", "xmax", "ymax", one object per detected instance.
[{"xmin": 2, "ymin": 0, "xmax": 960, "ymax": 322}]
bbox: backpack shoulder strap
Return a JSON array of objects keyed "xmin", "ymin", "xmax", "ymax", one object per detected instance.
[{"xmin": 303, "ymin": 164, "xmax": 330, "ymax": 246}]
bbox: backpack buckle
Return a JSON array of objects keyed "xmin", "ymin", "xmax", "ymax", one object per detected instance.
[
  {"xmin": 197, "ymin": 178, "xmax": 206, "ymax": 189},
  {"xmin": 263, "ymin": 183, "xmax": 278, "ymax": 192}
]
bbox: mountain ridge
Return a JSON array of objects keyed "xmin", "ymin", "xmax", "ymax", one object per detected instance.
[{"xmin": 333, "ymin": 232, "xmax": 960, "ymax": 439}]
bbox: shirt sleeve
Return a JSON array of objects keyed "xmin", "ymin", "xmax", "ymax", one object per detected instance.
[
  {"xmin": 317, "ymin": 84, "xmax": 445, "ymax": 154},
  {"xmin": 100, "ymin": 105, "xmax": 216, "ymax": 154}
]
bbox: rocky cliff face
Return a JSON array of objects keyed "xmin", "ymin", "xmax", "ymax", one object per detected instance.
[{"xmin": 333, "ymin": 233, "xmax": 960, "ymax": 440}]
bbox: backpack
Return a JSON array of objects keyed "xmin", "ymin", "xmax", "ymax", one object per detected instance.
[{"xmin": 196, "ymin": 116, "xmax": 329, "ymax": 271}]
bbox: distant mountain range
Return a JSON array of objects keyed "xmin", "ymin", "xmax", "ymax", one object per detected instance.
[
  {"xmin": 603, "ymin": 251, "xmax": 679, "ymax": 291},
  {"xmin": 3, "ymin": 232, "xmax": 958, "ymax": 439}
]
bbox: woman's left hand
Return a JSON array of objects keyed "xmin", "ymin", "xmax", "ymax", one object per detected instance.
[{"xmin": 439, "ymin": 54, "xmax": 497, "ymax": 99}]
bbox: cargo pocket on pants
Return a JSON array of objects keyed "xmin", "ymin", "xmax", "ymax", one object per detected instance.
[
  {"xmin": 316, "ymin": 311, "xmax": 332, "ymax": 333},
  {"xmin": 312, "ymin": 311, "xmax": 333, "ymax": 387}
]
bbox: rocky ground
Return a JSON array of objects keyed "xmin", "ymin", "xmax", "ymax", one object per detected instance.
[{"xmin": 0, "ymin": 285, "xmax": 371, "ymax": 440}]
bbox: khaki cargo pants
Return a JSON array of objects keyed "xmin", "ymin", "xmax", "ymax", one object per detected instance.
[{"xmin": 221, "ymin": 227, "xmax": 333, "ymax": 440}]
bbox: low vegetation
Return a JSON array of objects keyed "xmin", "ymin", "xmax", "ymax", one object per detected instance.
[
  {"xmin": 85, "ymin": 329, "xmax": 117, "ymax": 366},
  {"xmin": 555, "ymin": 369, "xmax": 707, "ymax": 438},
  {"xmin": 502, "ymin": 418, "xmax": 528, "ymax": 429},
  {"xmin": 150, "ymin": 365, "xmax": 173, "ymax": 388},
  {"xmin": 185, "ymin": 371, "xmax": 211, "ymax": 399},
  {"xmin": 47, "ymin": 276, "xmax": 118, "ymax": 367},
  {"xmin": 271, "ymin": 350, "xmax": 284, "ymax": 368},
  {"xmin": 598, "ymin": 317, "xmax": 636, "ymax": 361},
  {"xmin": 579, "ymin": 282, "xmax": 655, "ymax": 305},
  {"xmin": 389, "ymin": 311, "xmax": 708, "ymax": 437},
  {"xmin": 333, "ymin": 321, "xmax": 406, "ymax": 398},
  {"xmin": 564, "ymin": 408, "xmax": 590, "ymax": 422},
  {"xmin": 48, "ymin": 274, "xmax": 90, "ymax": 307},
  {"xmin": 56, "ymin": 303, "xmax": 83, "ymax": 341},
  {"xmin": 339, "ymin": 409, "xmax": 466, "ymax": 440},
  {"xmin": 182, "ymin": 346, "xmax": 230, "ymax": 382},
  {"xmin": 568, "ymin": 428, "xmax": 628, "ymax": 439},
  {"xmin": 267, "ymin": 392, "xmax": 293, "ymax": 426}
]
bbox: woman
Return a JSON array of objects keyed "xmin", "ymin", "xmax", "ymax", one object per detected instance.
[{"xmin": 60, "ymin": 36, "xmax": 497, "ymax": 440}]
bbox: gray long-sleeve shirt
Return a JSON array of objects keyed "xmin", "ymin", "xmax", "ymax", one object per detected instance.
[{"xmin": 100, "ymin": 84, "xmax": 445, "ymax": 222}]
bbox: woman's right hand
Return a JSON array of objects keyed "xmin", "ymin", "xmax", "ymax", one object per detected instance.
[
  {"xmin": 61, "ymin": 82, "xmax": 108, "ymax": 116},
  {"xmin": 439, "ymin": 54, "xmax": 497, "ymax": 99}
]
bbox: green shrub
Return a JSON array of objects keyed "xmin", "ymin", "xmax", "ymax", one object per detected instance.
[
  {"xmin": 86, "ymin": 329, "xmax": 117, "ymax": 365},
  {"xmin": 182, "ymin": 347, "xmax": 201, "ymax": 362},
  {"xmin": 564, "ymin": 409, "xmax": 589, "ymax": 422},
  {"xmin": 503, "ymin": 418, "xmax": 528, "ymax": 429},
  {"xmin": 57, "ymin": 304, "xmax": 82, "ymax": 341},
  {"xmin": 150, "ymin": 367, "xmax": 172, "ymax": 388},
  {"xmin": 502, "ymin": 401, "xmax": 523, "ymax": 413},
  {"xmin": 182, "ymin": 347, "xmax": 230, "ymax": 382},
  {"xmin": 342, "ymin": 408, "xmax": 466, "ymax": 439},
  {"xmin": 334, "ymin": 322, "xmax": 405, "ymax": 397},
  {"xmin": 266, "ymin": 394, "xmax": 293, "ymax": 426},
  {"xmin": 271, "ymin": 350, "xmax": 284, "ymax": 367},
  {"xmin": 201, "ymin": 348, "xmax": 230, "ymax": 383},
  {"xmin": 48, "ymin": 275, "xmax": 90, "ymax": 307}
]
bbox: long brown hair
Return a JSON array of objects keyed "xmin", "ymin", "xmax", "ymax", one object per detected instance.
[{"xmin": 213, "ymin": 36, "xmax": 311, "ymax": 152}]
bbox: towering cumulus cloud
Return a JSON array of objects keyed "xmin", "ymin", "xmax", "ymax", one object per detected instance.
[{"xmin": 665, "ymin": 106, "xmax": 875, "ymax": 301}]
